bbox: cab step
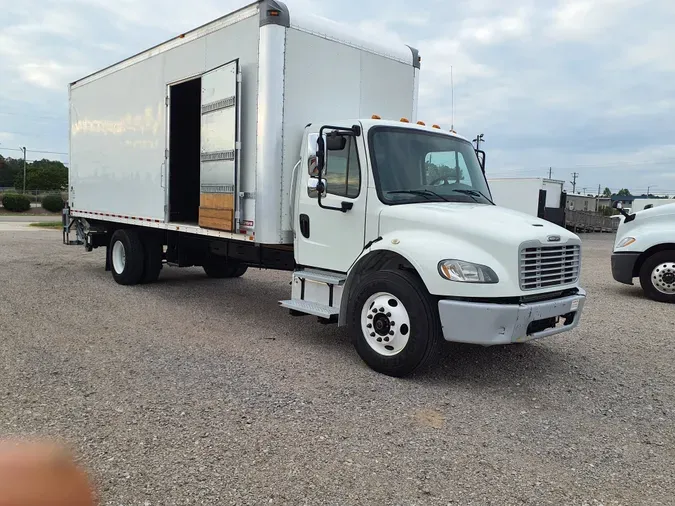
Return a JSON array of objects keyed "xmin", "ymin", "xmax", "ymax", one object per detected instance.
[
  {"xmin": 293, "ymin": 269, "xmax": 346, "ymax": 285},
  {"xmin": 279, "ymin": 299, "xmax": 339, "ymax": 319}
]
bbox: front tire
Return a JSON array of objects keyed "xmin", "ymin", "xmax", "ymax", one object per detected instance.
[
  {"xmin": 109, "ymin": 229, "xmax": 145, "ymax": 286},
  {"xmin": 348, "ymin": 269, "xmax": 441, "ymax": 377},
  {"xmin": 639, "ymin": 250, "xmax": 675, "ymax": 303}
]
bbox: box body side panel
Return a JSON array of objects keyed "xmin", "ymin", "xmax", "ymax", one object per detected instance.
[{"xmin": 69, "ymin": 14, "xmax": 260, "ymax": 224}]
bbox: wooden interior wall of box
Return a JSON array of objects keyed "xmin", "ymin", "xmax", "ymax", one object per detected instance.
[{"xmin": 199, "ymin": 193, "xmax": 234, "ymax": 231}]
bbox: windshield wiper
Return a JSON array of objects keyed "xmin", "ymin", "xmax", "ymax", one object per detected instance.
[
  {"xmin": 451, "ymin": 189, "xmax": 494, "ymax": 205},
  {"xmin": 386, "ymin": 189, "xmax": 451, "ymax": 202}
]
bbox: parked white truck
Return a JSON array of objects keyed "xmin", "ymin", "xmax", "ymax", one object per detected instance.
[
  {"xmin": 64, "ymin": 0, "xmax": 587, "ymax": 376},
  {"xmin": 611, "ymin": 202, "xmax": 675, "ymax": 303}
]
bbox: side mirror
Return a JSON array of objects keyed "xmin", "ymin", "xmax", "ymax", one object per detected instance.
[
  {"xmin": 475, "ymin": 149, "xmax": 486, "ymax": 173},
  {"xmin": 612, "ymin": 200, "xmax": 636, "ymax": 223},
  {"xmin": 326, "ymin": 132, "xmax": 347, "ymax": 151},
  {"xmin": 307, "ymin": 177, "xmax": 326, "ymax": 199}
]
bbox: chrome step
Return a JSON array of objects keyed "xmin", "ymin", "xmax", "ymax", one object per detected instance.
[
  {"xmin": 294, "ymin": 269, "xmax": 346, "ymax": 285},
  {"xmin": 279, "ymin": 299, "xmax": 339, "ymax": 318}
]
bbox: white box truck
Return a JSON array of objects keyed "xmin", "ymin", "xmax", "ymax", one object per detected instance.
[
  {"xmin": 487, "ymin": 177, "xmax": 566, "ymax": 227},
  {"xmin": 64, "ymin": 0, "xmax": 587, "ymax": 377}
]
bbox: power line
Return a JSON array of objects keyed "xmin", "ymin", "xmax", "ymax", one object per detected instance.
[{"xmin": 0, "ymin": 147, "xmax": 67, "ymax": 156}]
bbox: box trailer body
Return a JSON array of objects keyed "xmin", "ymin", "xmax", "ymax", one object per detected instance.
[
  {"xmin": 64, "ymin": 0, "xmax": 587, "ymax": 377},
  {"xmin": 631, "ymin": 198, "xmax": 675, "ymax": 213},
  {"xmin": 487, "ymin": 177, "xmax": 566, "ymax": 226},
  {"xmin": 68, "ymin": 0, "xmax": 419, "ymax": 245}
]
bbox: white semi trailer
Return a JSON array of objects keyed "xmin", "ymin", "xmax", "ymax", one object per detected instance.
[{"xmin": 64, "ymin": 0, "xmax": 587, "ymax": 376}]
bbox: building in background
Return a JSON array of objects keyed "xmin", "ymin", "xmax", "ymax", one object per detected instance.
[{"xmin": 566, "ymin": 193, "xmax": 599, "ymax": 212}]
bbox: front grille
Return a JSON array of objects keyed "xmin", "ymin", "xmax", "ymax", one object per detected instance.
[{"xmin": 519, "ymin": 244, "xmax": 581, "ymax": 290}]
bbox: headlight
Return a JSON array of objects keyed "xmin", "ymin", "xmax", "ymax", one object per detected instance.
[
  {"xmin": 616, "ymin": 237, "xmax": 636, "ymax": 248},
  {"xmin": 438, "ymin": 259, "xmax": 499, "ymax": 283}
]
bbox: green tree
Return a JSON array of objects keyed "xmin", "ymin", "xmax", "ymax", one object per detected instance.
[
  {"xmin": 616, "ymin": 188, "xmax": 631, "ymax": 197},
  {"xmin": 602, "ymin": 187, "xmax": 612, "ymax": 197},
  {"xmin": 0, "ymin": 156, "xmax": 22, "ymax": 188},
  {"xmin": 14, "ymin": 159, "xmax": 68, "ymax": 191}
]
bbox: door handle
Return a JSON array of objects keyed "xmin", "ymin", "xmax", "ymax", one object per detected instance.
[{"xmin": 299, "ymin": 214, "xmax": 310, "ymax": 238}]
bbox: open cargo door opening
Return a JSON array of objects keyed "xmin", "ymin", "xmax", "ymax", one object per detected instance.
[
  {"xmin": 168, "ymin": 77, "xmax": 202, "ymax": 224},
  {"xmin": 198, "ymin": 59, "xmax": 240, "ymax": 232}
]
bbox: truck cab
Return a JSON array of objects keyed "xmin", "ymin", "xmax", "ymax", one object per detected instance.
[
  {"xmin": 611, "ymin": 202, "xmax": 675, "ymax": 302},
  {"xmin": 283, "ymin": 118, "xmax": 587, "ymax": 376}
]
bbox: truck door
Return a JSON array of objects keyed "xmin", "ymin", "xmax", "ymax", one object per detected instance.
[
  {"xmin": 198, "ymin": 59, "xmax": 240, "ymax": 232},
  {"xmin": 294, "ymin": 125, "xmax": 367, "ymax": 273}
]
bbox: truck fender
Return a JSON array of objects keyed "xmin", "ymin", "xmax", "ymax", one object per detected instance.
[{"xmin": 338, "ymin": 230, "xmax": 507, "ymax": 326}]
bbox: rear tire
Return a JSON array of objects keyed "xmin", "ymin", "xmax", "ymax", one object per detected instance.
[
  {"xmin": 140, "ymin": 234, "xmax": 163, "ymax": 284},
  {"xmin": 203, "ymin": 258, "xmax": 248, "ymax": 279},
  {"xmin": 109, "ymin": 229, "xmax": 145, "ymax": 286},
  {"xmin": 348, "ymin": 269, "xmax": 441, "ymax": 377},
  {"xmin": 639, "ymin": 250, "xmax": 675, "ymax": 303}
]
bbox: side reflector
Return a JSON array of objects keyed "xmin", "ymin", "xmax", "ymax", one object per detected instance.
[
  {"xmin": 372, "ymin": 114, "xmax": 381, "ymax": 120},
  {"xmin": 400, "ymin": 118, "xmax": 409, "ymax": 123},
  {"xmin": 417, "ymin": 121, "xmax": 425, "ymax": 126},
  {"xmin": 432, "ymin": 124, "xmax": 441, "ymax": 129}
]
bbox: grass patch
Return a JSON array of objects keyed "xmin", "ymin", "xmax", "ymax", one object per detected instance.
[{"xmin": 29, "ymin": 221, "xmax": 62, "ymax": 229}]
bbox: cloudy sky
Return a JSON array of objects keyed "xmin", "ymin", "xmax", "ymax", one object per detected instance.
[{"xmin": 1, "ymin": 0, "xmax": 673, "ymax": 195}]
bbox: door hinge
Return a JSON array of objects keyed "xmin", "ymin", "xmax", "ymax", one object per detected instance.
[
  {"xmin": 235, "ymin": 141, "xmax": 241, "ymax": 150},
  {"xmin": 237, "ymin": 73, "xmax": 242, "ymax": 83},
  {"xmin": 165, "ymin": 96, "xmax": 169, "ymax": 106},
  {"xmin": 165, "ymin": 149, "xmax": 169, "ymax": 159}
]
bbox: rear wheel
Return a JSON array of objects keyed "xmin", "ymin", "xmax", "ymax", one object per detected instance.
[
  {"xmin": 639, "ymin": 250, "xmax": 675, "ymax": 303},
  {"xmin": 109, "ymin": 229, "xmax": 145, "ymax": 286},
  {"xmin": 348, "ymin": 269, "xmax": 441, "ymax": 377},
  {"xmin": 203, "ymin": 258, "xmax": 248, "ymax": 279}
]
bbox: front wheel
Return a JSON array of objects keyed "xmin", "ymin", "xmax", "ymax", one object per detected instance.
[
  {"xmin": 348, "ymin": 269, "xmax": 441, "ymax": 377},
  {"xmin": 639, "ymin": 250, "xmax": 675, "ymax": 303}
]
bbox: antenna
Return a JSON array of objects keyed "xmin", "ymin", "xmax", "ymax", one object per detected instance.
[{"xmin": 451, "ymin": 66, "xmax": 455, "ymax": 132}]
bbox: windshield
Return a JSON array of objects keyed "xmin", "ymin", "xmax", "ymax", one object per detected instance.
[{"xmin": 368, "ymin": 127, "xmax": 493, "ymax": 205}]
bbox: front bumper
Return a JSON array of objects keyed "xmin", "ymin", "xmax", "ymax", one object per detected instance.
[
  {"xmin": 611, "ymin": 252, "xmax": 640, "ymax": 285},
  {"xmin": 438, "ymin": 289, "xmax": 586, "ymax": 346}
]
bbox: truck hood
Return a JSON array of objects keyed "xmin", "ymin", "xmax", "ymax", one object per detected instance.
[
  {"xmin": 614, "ymin": 203, "xmax": 675, "ymax": 250},
  {"xmin": 379, "ymin": 202, "xmax": 578, "ymax": 248},
  {"xmin": 376, "ymin": 202, "xmax": 582, "ymax": 298}
]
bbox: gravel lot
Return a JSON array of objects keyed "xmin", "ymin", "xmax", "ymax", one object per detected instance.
[{"xmin": 0, "ymin": 228, "xmax": 673, "ymax": 505}]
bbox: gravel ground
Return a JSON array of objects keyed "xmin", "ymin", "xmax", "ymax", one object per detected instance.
[{"xmin": 0, "ymin": 230, "xmax": 673, "ymax": 505}]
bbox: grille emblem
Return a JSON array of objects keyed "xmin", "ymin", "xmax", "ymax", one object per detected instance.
[{"xmin": 547, "ymin": 235, "xmax": 561, "ymax": 242}]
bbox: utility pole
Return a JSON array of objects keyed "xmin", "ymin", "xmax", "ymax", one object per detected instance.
[
  {"xmin": 548, "ymin": 167, "xmax": 552, "ymax": 179},
  {"xmin": 597, "ymin": 184, "xmax": 601, "ymax": 196},
  {"xmin": 20, "ymin": 147, "xmax": 27, "ymax": 193},
  {"xmin": 570, "ymin": 172, "xmax": 579, "ymax": 194}
]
